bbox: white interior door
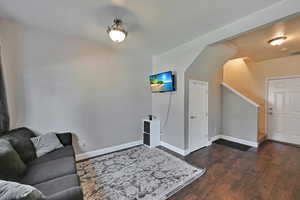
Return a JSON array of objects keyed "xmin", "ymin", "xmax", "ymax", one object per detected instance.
[
  {"xmin": 267, "ymin": 77, "xmax": 300, "ymax": 145},
  {"xmin": 189, "ymin": 80, "xmax": 209, "ymax": 152}
]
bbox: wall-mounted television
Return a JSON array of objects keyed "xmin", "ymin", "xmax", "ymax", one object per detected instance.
[{"xmin": 149, "ymin": 71, "xmax": 176, "ymax": 93}]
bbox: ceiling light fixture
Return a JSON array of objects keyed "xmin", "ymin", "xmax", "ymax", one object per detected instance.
[
  {"xmin": 107, "ymin": 18, "xmax": 127, "ymax": 43},
  {"xmin": 268, "ymin": 36, "xmax": 287, "ymax": 46}
]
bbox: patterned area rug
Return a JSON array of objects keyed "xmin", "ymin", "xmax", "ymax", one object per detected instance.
[{"xmin": 77, "ymin": 145, "xmax": 205, "ymax": 200}]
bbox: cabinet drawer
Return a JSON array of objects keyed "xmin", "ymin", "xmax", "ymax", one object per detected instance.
[
  {"xmin": 144, "ymin": 121, "xmax": 150, "ymax": 133},
  {"xmin": 143, "ymin": 133, "xmax": 150, "ymax": 146}
]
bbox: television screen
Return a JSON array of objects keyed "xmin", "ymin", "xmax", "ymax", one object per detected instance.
[{"xmin": 149, "ymin": 71, "xmax": 175, "ymax": 93}]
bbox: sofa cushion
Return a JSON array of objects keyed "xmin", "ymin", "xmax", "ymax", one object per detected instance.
[
  {"xmin": 0, "ymin": 180, "xmax": 45, "ymax": 200},
  {"xmin": 33, "ymin": 174, "xmax": 79, "ymax": 196},
  {"xmin": 30, "ymin": 132, "xmax": 64, "ymax": 157},
  {"xmin": 47, "ymin": 187, "xmax": 83, "ymax": 200},
  {"xmin": 0, "ymin": 139, "xmax": 27, "ymax": 181},
  {"xmin": 29, "ymin": 146, "xmax": 74, "ymax": 166},
  {"xmin": 21, "ymin": 157, "xmax": 76, "ymax": 185},
  {"xmin": 1, "ymin": 127, "xmax": 37, "ymax": 163}
]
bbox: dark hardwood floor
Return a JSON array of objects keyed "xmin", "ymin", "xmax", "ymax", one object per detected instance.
[{"xmin": 167, "ymin": 141, "xmax": 300, "ymax": 200}]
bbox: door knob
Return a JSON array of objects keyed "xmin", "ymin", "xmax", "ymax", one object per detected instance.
[{"xmin": 190, "ymin": 116, "xmax": 196, "ymax": 119}]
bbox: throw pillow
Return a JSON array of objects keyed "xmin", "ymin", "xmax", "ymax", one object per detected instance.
[
  {"xmin": 56, "ymin": 132, "xmax": 72, "ymax": 146},
  {"xmin": 31, "ymin": 132, "xmax": 63, "ymax": 157},
  {"xmin": 1, "ymin": 127, "xmax": 37, "ymax": 163},
  {"xmin": 0, "ymin": 180, "xmax": 45, "ymax": 200},
  {"xmin": 0, "ymin": 139, "xmax": 26, "ymax": 181}
]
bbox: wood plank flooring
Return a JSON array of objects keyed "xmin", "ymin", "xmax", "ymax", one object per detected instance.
[{"xmin": 167, "ymin": 141, "xmax": 300, "ymax": 200}]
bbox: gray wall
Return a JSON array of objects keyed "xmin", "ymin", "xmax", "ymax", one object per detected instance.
[
  {"xmin": 222, "ymin": 86, "xmax": 258, "ymax": 142},
  {"xmin": 0, "ymin": 20, "xmax": 152, "ymax": 154},
  {"xmin": 185, "ymin": 43, "xmax": 237, "ymax": 147}
]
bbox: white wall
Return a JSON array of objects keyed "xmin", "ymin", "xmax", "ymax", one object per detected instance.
[
  {"xmin": 222, "ymin": 86, "xmax": 258, "ymax": 142},
  {"xmin": 1, "ymin": 0, "xmax": 299, "ymax": 155},
  {"xmin": 0, "ymin": 20, "xmax": 152, "ymax": 154},
  {"xmin": 185, "ymin": 43, "xmax": 237, "ymax": 143},
  {"xmin": 152, "ymin": 46, "xmax": 197, "ymax": 149},
  {"xmin": 152, "ymin": 0, "xmax": 300, "ymax": 151}
]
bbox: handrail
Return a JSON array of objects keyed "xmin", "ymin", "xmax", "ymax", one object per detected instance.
[{"xmin": 221, "ymin": 82, "xmax": 260, "ymax": 108}]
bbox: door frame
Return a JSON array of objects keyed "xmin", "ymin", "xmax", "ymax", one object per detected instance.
[
  {"xmin": 265, "ymin": 75, "xmax": 300, "ymax": 137},
  {"xmin": 188, "ymin": 80, "xmax": 209, "ymax": 153}
]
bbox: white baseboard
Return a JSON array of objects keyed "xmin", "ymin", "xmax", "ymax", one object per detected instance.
[
  {"xmin": 160, "ymin": 141, "xmax": 189, "ymax": 156},
  {"xmin": 270, "ymin": 134, "xmax": 300, "ymax": 146},
  {"xmin": 210, "ymin": 135, "xmax": 222, "ymax": 143},
  {"xmin": 76, "ymin": 140, "xmax": 143, "ymax": 161},
  {"xmin": 76, "ymin": 136, "xmax": 256, "ymax": 161},
  {"xmin": 210, "ymin": 134, "xmax": 258, "ymax": 148}
]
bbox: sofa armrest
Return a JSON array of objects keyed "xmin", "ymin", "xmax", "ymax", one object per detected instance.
[
  {"xmin": 47, "ymin": 187, "xmax": 83, "ymax": 200},
  {"xmin": 56, "ymin": 133, "xmax": 72, "ymax": 146}
]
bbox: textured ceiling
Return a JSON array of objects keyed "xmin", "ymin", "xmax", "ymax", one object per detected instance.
[
  {"xmin": 230, "ymin": 15, "xmax": 300, "ymax": 62},
  {"xmin": 0, "ymin": 0, "xmax": 281, "ymax": 54}
]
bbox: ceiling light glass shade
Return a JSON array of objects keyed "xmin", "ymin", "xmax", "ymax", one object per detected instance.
[
  {"xmin": 108, "ymin": 28, "xmax": 127, "ymax": 43},
  {"xmin": 107, "ymin": 19, "xmax": 127, "ymax": 43},
  {"xmin": 268, "ymin": 36, "xmax": 287, "ymax": 46}
]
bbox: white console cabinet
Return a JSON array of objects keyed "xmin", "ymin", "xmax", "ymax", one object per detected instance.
[{"xmin": 142, "ymin": 119, "xmax": 160, "ymax": 148}]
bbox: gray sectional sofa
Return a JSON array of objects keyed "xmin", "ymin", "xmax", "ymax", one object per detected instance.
[{"xmin": 0, "ymin": 127, "xmax": 83, "ymax": 200}]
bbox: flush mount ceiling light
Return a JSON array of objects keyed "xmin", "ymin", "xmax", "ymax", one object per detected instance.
[
  {"xmin": 107, "ymin": 18, "xmax": 127, "ymax": 43},
  {"xmin": 268, "ymin": 36, "xmax": 287, "ymax": 46}
]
